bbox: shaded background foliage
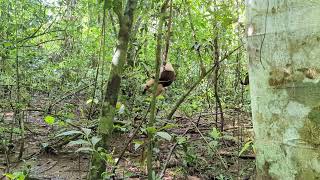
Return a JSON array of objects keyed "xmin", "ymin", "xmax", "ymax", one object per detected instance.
[{"xmin": 0, "ymin": 0, "xmax": 253, "ymax": 179}]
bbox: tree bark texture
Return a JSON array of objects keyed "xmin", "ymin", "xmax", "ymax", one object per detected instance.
[{"xmin": 246, "ymin": 1, "xmax": 320, "ymax": 179}]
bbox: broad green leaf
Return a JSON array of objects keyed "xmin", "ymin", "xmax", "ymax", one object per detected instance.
[
  {"xmin": 81, "ymin": 128, "xmax": 91, "ymax": 136},
  {"xmin": 67, "ymin": 139, "xmax": 90, "ymax": 146},
  {"xmin": 91, "ymin": 136, "xmax": 101, "ymax": 147},
  {"xmin": 44, "ymin": 115, "xmax": 55, "ymax": 125},
  {"xmin": 156, "ymin": 131, "xmax": 172, "ymax": 141}
]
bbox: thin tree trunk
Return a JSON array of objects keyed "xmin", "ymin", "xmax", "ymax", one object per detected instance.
[
  {"xmin": 212, "ymin": 37, "xmax": 224, "ymax": 132},
  {"xmin": 147, "ymin": 1, "xmax": 170, "ymax": 179},
  {"xmin": 89, "ymin": 1, "xmax": 137, "ymax": 179}
]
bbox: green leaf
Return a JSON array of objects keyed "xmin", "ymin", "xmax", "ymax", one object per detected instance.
[
  {"xmin": 176, "ymin": 136, "xmax": 187, "ymax": 145},
  {"xmin": 86, "ymin": 98, "xmax": 98, "ymax": 104},
  {"xmin": 3, "ymin": 41, "xmax": 12, "ymax": 47},
  {"xmin": 156, "ymin": 131, "xmax": 172, "ymax": 141},
  {"xmin": 67, "ymin": 139, "xmax": 90, "ymax": 146},
  {"xmin": 157, "ymin": 95, "xmax": 165, "ymax": 100},
  {"xmin": 116, "ymin": 102, "xmax": 122, "ymax": 109},
  {"xmin": 44, "ymin": 115, "xmax": 55, "ymax": 125},
  {"xmin": 158, "ymin": 123, "xmax": 178, "ymax": 131},
  {"xmin": 75, "ymin": 147, "xmax": 94, "ymax": 153},
  {"xmin": 81, "ymin": 128, "xmax": 91, "ymax": 136},
  {"xmin": 133, "ymin": 140, "xmax": 144, "ymax": 151},
  {"xmin": 91, "ymin": 136, "xmax": 101, "ymax": 147},
  {"xmin": 209, "ymin": 127, "xmax": 221, "ymax": 140},
  {"xmin": 58, "ymin": 120, "xmax": 66, "ymax": 126},
  {"xmin": 56, "ymin": 130, "xmax": 83, "ymax": 137},
  {"xmin": 3, "ymin": 173, "xmax": 15, "ymax": 179},
  {"xmin": 146, "ymin": 127, "xmax": 157, "ymax": 135},
  {"xmin": 13, "ymin": 172, "xmax": 26, "ymax": 180},
  {"xmin": 239, "ymin": 140, "xmax": 253, "ymax": 156},
  {"xmin": 86, "ymin": 99, "xmax": 93, "ymax": 104}
]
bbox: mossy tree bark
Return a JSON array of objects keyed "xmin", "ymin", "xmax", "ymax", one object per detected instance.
[
  {"xmin": 89, "ymin": 0, "xmax": 137, "ymax": 179},
  {"xmin": 247, "ymin": 1, "xmax": 320, "ymax": 179}
]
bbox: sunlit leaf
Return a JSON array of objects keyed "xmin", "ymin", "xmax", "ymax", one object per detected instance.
[
  {"xmin": 4, "ymin": 173, "xmax": 15, "ymax": 179},
  {"xmin": 116, "ymin": 102, "xmax": 122, "ymax": 109},
  {"xmin": 44, "ymin": 115, "xmax": 55, "ymax": 125},
  {"xmin": 209, "ymin": 127, "xmax": 221, "ymax": 140},
  {"xmin": 156, "ymin": 131, "xmax": 172, "ymax": 141},
  {"xmin": 86, "ymin": 99, "xmax": 93, "ymax": 104},
  {"xmin": 239, "ymin": 140, "xmax": 253, "ymax": 156}
]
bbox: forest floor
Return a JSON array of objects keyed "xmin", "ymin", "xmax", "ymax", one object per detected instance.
[{"xmin": 0, "ymin": 95, "xmax": 255, "ymax": 180}]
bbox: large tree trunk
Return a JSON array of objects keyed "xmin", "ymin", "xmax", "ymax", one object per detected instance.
[
  {"xmin": 89, "ymin": 1, "xmax": 137, "ymax": 179},
  {"xmin": 246, "ymin": 1, "xmax": 320, "ymax": 179}
]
